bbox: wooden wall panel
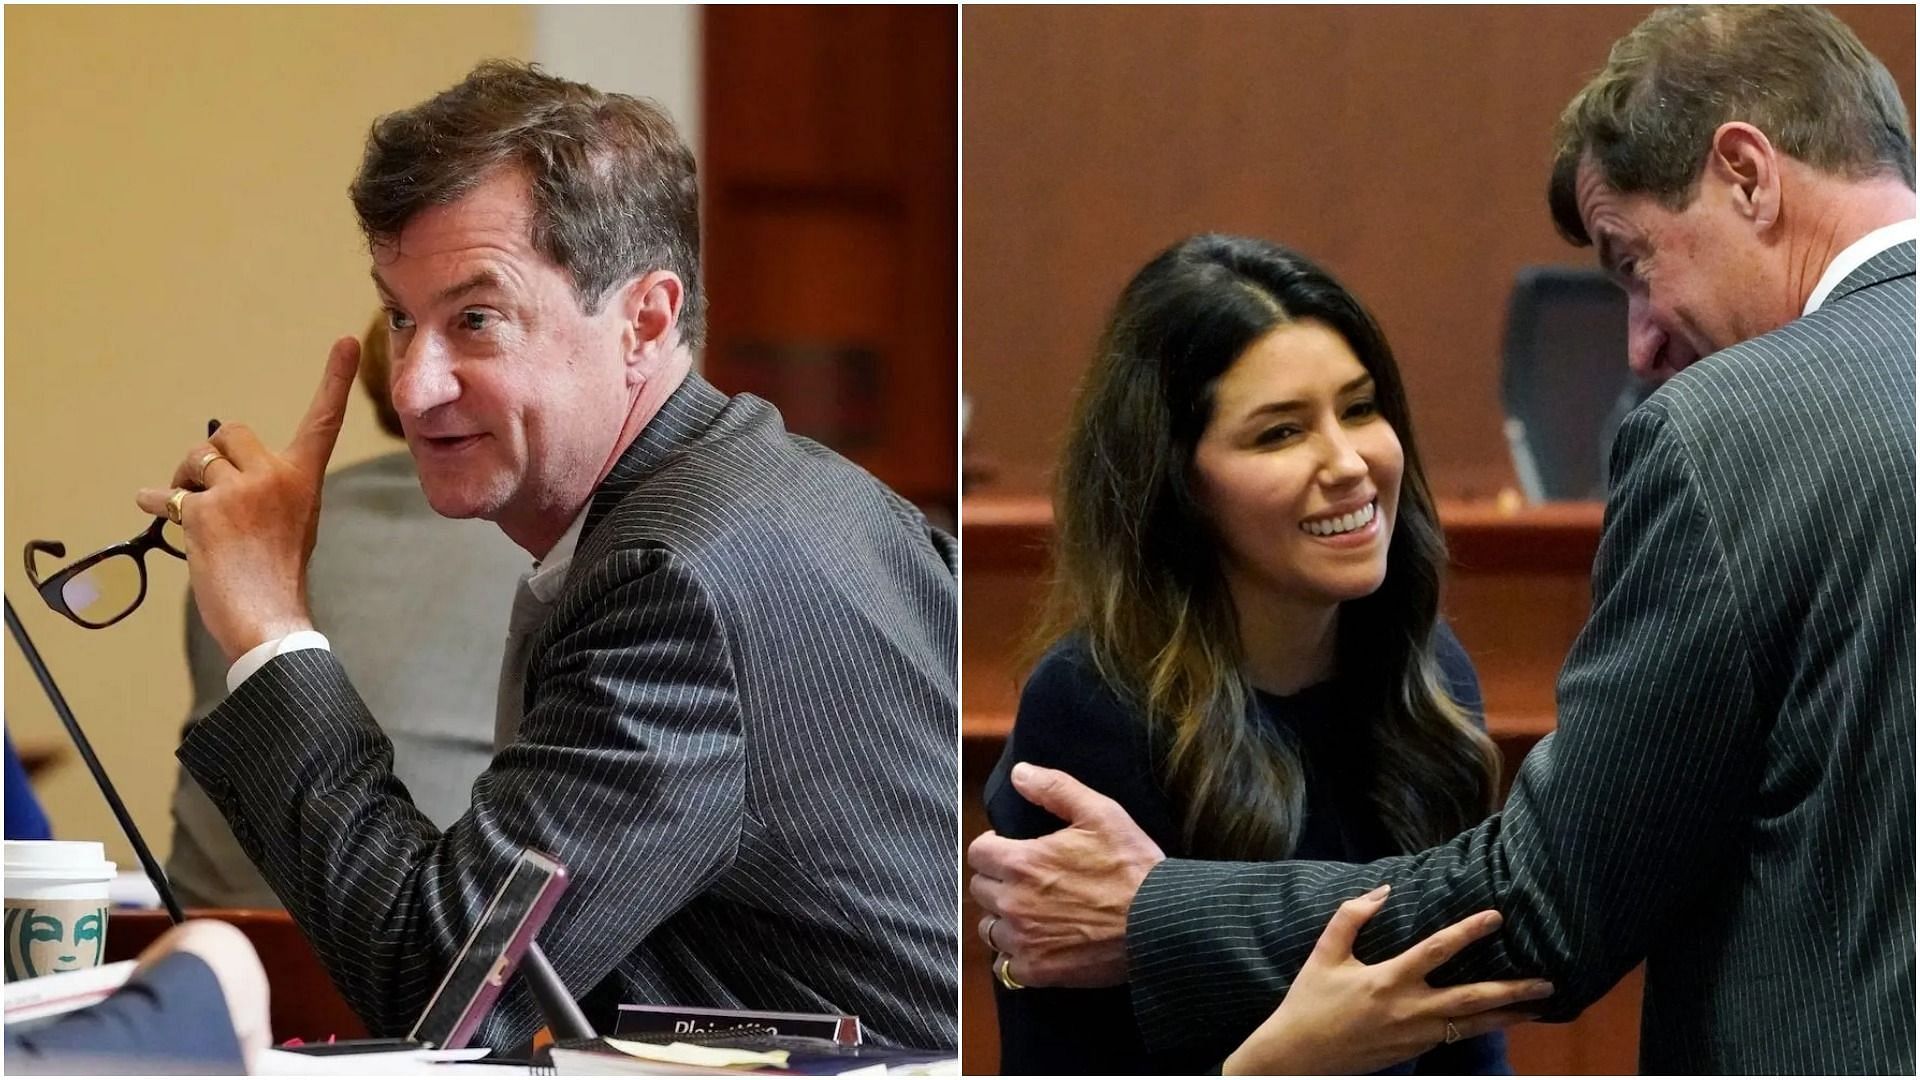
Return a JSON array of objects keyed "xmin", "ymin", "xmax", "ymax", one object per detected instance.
[
  {"xmin": 704, "ymin": 6, "xmax": 957, "ymax": 516},
  {"xmin": 960, "ymin": 5, "xmax": 1916, "ymax": 499}
]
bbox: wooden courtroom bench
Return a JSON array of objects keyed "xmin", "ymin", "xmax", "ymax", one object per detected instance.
[
  {"xmin": 960, "ymin": 493, "xmax": 1644, "ymax": 1075},
  {"xmin": 106, "ymin": 908, "xmax": 366, "ymax": 1044}
]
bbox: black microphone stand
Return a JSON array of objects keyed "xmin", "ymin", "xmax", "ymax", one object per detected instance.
[
  {"xmin": 520, "ymin": 941, "xmax": 596, "ymax": 1042},
  {"xmin": 6, "ymin": 596, "xmax": 186, "ymax": 924}
]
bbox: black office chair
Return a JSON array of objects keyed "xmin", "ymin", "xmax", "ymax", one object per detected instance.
[{"xmin": 1499, "ymin": 267, "xmax": 1652, "ymax": 502}]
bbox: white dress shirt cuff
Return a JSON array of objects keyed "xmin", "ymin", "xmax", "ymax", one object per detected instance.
[{"xmin": 225, "ymin": 630, "xmax": 332, "ymax": 693}]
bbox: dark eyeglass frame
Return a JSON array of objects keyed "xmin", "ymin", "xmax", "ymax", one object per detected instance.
[{"xmin": 24, "ymin": 517, "xmax": 186, "ymax": 629}]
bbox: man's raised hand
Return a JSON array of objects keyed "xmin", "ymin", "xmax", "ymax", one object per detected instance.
[{"xmin": 136, "ymin": 337, "xmax": 361, "ymax": 662}]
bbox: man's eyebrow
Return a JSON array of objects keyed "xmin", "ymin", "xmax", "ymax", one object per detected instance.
[
  {"xmin": 434, "ymin": 270, "xmax": 504, "ymax": 305},
  {"xmin": 368, "ymin": 268, "xmax": 503, "ymax": 307}
]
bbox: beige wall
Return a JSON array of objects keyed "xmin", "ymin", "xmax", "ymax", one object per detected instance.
[
  {"xmin": 5, "ymin": 6, "xmax": 530, "ymax": 869},
  {"xmin": 535, "ymin": 5, "xmax": 700, "ymax": 145}
]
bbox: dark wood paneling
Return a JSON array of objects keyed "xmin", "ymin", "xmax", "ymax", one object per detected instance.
[
  {"xmin": 704, "ymin": 6, "xmax": 957, "ymax": 514},
  {"xmin": 961, "ymin": 5, "xmax": 1916, "ymax": 500}
]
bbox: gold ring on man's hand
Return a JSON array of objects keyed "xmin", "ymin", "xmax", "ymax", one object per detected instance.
[
  {"xmin": 165, "ymin": 488, "xmax": 190, "ymax": 526},
  {"xmin": 1443, "ymin": 1018, "xmax": 1462, "ymax": 1045},
  {"xmin": 994, "ymin": 953, "xmax": 1025, "ymax": 991},
  {"xmin": 981, "ymin": 915, "xmax": 1003, "ymax": 952},
  {"xmin": 194, "ymin": 450, "xmax": 227, "ymax": 486}
]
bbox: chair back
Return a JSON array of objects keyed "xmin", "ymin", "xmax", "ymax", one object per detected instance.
[{"xmin": 1499, "ymin": 267, "xmax": 1648, "ymax": 501}]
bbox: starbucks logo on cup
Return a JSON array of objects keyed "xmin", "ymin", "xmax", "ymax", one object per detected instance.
[
  {"xmin": 3, "ymin": 841, "xmax": 115, "ymax": 982},
  {"xmin": 4, "ymin": 902, "xmax": 106, "ymax": 980}
]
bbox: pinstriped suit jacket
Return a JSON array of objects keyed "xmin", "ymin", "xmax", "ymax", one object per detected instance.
[
  {"xmin": 1126, "ymin": 244, "xmax": 1916, "ymax": 1073},
  {"xmin": 168, "ymin": 452, "xmax": 526, "ymax": 909},
  {"xmin": 178, "ymin": 374, "xmax": 959, "ymax": 1052}
]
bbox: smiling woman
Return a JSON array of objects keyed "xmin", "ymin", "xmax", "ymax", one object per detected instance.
[
  {"xmin": 1192, "ymin": 319, "xmax": 1407, "ymax": 666},
  {"xmin": 981, "ymin": 234, "xmax": 1510, "ymax": 1074}
]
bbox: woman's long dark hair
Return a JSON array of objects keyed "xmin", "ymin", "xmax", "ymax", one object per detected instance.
[{"xmin": 1040, "ymin": 234, "xmax": 1499, "ymax": 860}]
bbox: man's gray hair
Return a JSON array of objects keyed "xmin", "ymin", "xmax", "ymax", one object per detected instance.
[
  {"xmin": 349, "ymin": 60, "xmax": 705, "ymax": 347},
  {"xmin": 1548, "ymin": 5, "xmax": 1913, "ymax": 246}
]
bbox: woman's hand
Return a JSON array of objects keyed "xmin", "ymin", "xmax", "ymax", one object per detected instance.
[{"xmin": 1222, "ymin": 885, "xmax": 1553, "ymax": 1075}]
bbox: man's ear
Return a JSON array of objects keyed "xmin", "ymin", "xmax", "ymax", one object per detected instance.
[
  {"xmin": 1707, "ymin": 122, "xmax": 1781, "ymax": 232},
  {"xmin": 613, "ymin": 270, "xmax": 685, "ymax": 385}
]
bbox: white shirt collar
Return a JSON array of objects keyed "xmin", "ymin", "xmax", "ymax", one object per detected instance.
[
  {"xmin": 1803, "ymin": 218, "xmax": 1917, "ymax": 315},
  {"xmin": 526, "ymin": 503, "xmax": 591, "ymax": 604}
]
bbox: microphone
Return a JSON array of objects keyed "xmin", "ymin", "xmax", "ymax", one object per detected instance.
[{"xmin": 5, "ymin": 596, "xmax": 186, "ymax": 924}]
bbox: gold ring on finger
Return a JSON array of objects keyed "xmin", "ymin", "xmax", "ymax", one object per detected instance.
[
  {"xmin": 981, "ymin": 915, "xmax": 1002, "ymax": 952},
  {"xmin": 165, "ymin": 488, "xmax": 190, "ymax": 527},
  {"xmin": 194, "ymin": 449, "xmax": 227, "ymax": 485},
  {"xmin": 1444, "ymin": 1018, "xmax": 1461, "ymax": 1045},
  {"xmin": 994, "ymin": 953, "xmax": 1025, "ymax": 991}
]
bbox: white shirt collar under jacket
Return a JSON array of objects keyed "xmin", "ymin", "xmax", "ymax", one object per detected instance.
[
  {"xmin": 1803, "ymin": 218, "xmax": 1917, "ymax": 316},
  {"xmin": 527, "ymin": 502, "xmax": 590, "ymax": 605}
]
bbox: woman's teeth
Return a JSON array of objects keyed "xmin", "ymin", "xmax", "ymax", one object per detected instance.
[{"xmin": 1301, "ymin": 500, "xmax": 1376, "ymax": 537}]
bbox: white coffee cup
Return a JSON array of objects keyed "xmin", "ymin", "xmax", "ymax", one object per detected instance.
[{"xmin": 4, "ymin": 840, "xmax": 116, "ymax": 981}]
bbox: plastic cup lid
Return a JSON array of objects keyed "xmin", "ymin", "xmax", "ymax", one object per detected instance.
[{"xmin": 3, "ymin": 840, "xmax": 116, "ymax": 882}]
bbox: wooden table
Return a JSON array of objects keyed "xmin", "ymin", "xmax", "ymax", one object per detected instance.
[{"xmin": 959, "ymin": 494, "xmax": 1643, "ymax": 1075}]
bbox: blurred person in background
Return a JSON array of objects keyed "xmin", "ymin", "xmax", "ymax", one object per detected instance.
[
  {"xmin": 167, "ymin": 313, "xmax": 525, "ymax": 908},
  {"xmin": 5, "ymin": 729, "xmax": 54, "ymax": 841}
]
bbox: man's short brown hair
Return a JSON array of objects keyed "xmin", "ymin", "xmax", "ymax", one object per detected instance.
[
  {"xmin": 1548, "ymin": 5, "xmax": 1914, "ymax": 246},
  {"xmin": 349, "ymin": 60, "xmax": 705, "ymax": 348}
]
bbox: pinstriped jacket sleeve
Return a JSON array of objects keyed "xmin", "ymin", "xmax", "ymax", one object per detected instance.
[
  {"xmin": 178, "ymin": 545, "xmax": 743, "ymax": 1049},
  {"xmin": 1126, "ymin": 398, "xmax": 1765, "ymax": 1052}
]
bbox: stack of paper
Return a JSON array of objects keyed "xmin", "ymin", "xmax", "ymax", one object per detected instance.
[{"xmin": 4, "ymin": 960, "xmax": 136, "ymax": 1024}]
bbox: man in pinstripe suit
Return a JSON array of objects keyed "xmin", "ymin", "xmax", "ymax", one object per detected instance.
[
  {"xmin": 969, "ymin": 7, "xmax": 1914, "ymax": 1072},
  {"xmin": 137, "ymin": 63, "xmax": 958, "ymax": 1052}
]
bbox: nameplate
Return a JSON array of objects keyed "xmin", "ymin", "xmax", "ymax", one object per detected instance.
[{"xmin": 614, "ymin": 1003, "xmax": 861, "ymax": 1046}]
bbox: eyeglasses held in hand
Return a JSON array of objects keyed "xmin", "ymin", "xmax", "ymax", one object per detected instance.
[
  {"xmin": 26, "ymin": 419, "xmax": 218, "ymax": 630},
  {"xmin": 24, "ymin": 517, "xmax": 187, "ymax": 629}
]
